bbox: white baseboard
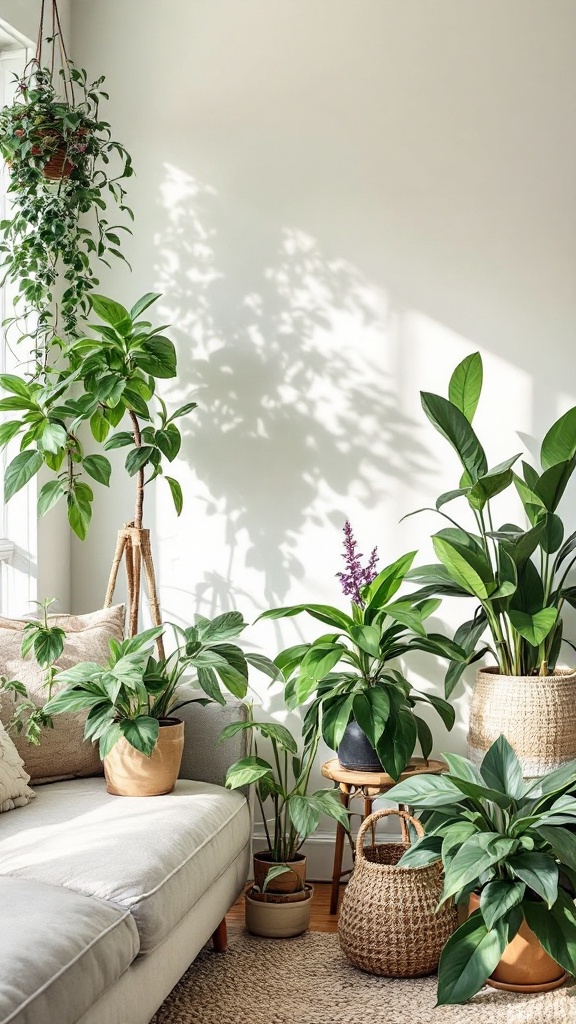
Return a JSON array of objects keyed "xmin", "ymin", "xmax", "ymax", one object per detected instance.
[{"xmin": 251, "ymin": 828, "xmax": 404, "ymax": 882}]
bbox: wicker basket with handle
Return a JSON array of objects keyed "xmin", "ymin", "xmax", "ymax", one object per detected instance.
[{"xmin": 338, "ymin": 808, "xmax": 457, "ymax": 977}]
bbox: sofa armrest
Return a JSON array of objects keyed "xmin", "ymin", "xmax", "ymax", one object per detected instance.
[{"xmin": 176, "ymin": 686, "xmax": 249, "ymax": 787}]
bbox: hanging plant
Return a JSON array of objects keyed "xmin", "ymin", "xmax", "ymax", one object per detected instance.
[{"xmin": 0, "ymin": 1, "xmax": 133, "ymax": 363}]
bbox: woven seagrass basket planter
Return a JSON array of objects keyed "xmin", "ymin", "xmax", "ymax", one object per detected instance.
[
  {"xmin": 468, "ymin": 667, "xmax": 576, "ymax": 777},
  {"xmin": 338, "ymin": 809, "xmax": 457, "ymax": 977}
]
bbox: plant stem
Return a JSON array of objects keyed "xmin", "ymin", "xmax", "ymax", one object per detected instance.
[{"xmin": 129, "ymin": 410, "xmax": 144, "ymax": 529}]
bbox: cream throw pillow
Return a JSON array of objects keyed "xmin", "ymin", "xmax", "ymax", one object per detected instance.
[
  {"xmin": 0, "ymin": 605, "xmax": 125, "ymax": 784},
  {"xmin": 0, "ymin": 720, "xmax": 35, "ymax": 811}
]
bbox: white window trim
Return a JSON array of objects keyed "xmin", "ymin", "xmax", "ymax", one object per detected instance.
[{"xmin": 0, "ymin": 34, "xmax": 38, "ymax": 614}]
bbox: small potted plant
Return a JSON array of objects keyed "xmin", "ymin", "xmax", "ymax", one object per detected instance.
[
  {"xmin": 43, "ymin": 611, "xmax": 277, "ymax": 796},
  {"xmin": 390, "ymin": 735, "xmax": 576, "ymax": 1003},
  {"xmin": 223, "ymin": 708, "xmax": 349, "ymax": 937},
  {"xmin": 0, "ymin": 59, "xmax": 133, "ymax": 349},
  {"xmin": 258, "ymin": 522, "xmax": 465, "ymax": 780},
  {"xmin": 409, "ymin": 352, "xmax": 576, "ymax": 772}
]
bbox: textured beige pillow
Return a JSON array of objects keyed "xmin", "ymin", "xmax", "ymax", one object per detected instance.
[
  {"xmin": 0, "ymin": 605, "xmax": 125, "ymax": 784},
  {"xmin": 0, "ymin": 720, "xmax": 35, "ymax": 811}
]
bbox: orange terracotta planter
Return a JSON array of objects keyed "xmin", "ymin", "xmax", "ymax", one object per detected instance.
[
  {"xmin": 469, "ymin": 893, "xmax": 567, "ymax": 992},
  {"xmin": 252, "ymin": 851, "xmax": 306, "ymax": 893}
]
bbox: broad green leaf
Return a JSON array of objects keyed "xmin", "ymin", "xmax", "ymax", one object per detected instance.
[
  {"xmin": 83, "ymin": 454, "xmax": 112, "ymax": 487},
  {"xmin": 421, "ymin": 391, "xmax": 487, "ymax": 482},
  {"xmin": 540, "ymin": 406, "xmax": 576, "ymax": 469},
  {"xmin": 362, "ymin": 552, "xmax": 416, "ymax": 609},
  {"xmin": 352, "ymin": 692, "xmax": 382, "ymax": 748},
  {"xmin": 259, "ymin": 604, "xmax": 354, "ymax": 632},
  {"xmin": 535, "ymin": 459, "xmax": 576, "ymax": 513},
  {"xmin": 130, "ymin": 292, "xmax": 161, "ymax": 320},
  {"xmin": 0, "ymin": 373, "xmax": 34, "ymax": 399},
  {"xmin": 67, "ymin": 493, "xmax": 92, "ymax": 541},
  {"xmin": 44, "ymin": 687, "xmax": 109, "ymax": 715},
  {"xmin": 508, "ymin": 607, "xmax": 557, "ymax": 646},
  {"xmin": 448, "ymin": 352, "xmax": 483, "ymax": 423},
  {"xmin": 4, "ymin": 450, "xmax": 43, "ymax": 501},
  {"xmin": 441, "ymin": 751, "xmax": 484, "ymax": 785},
  {"xmin": 480, "ymin": 735, "xmax": 525, "ymax": 800},
  {"xmin": 287, "ymin": 794, "xmax": 321, "ymax": 840},
  {"xmin": 365, "ymin": 686, "xmax": 391, "ymax": 726},
  {"xmin": 90, "ymin": 293, "xmax": 131, "ymax": 327},
  {"xmin": 536, "ymin": 826, "xmax": 576, "ymax": 872},
  {"xmin": 480, "ymin": 880, "xmax": 525, "ymax": 930},
  {"xmin": 412, "ymin": 691, "xmax": 455, "ymax": 730},
  {"xmin": 125, "ymin": 446, "xmax": 155, "ymax": 476},
  {"xmin": 119, "ymin": 716, "xmax": 159, "ymax": 756},
  {"xmin": 447, "ymin": 774, "xmax": 516, "ymax": 809},
  {"xmin": 155, "ymin": 425, "xmax": 181, "ymax": 461},
  {"xmin": 321, "ymin": 694, "xmax": 355, "ymax": 749},
  {"xmin": 388, "ymin": 773, "xmax": 463, "ymax": 808},
  {"xmin": 349, "ymin": 624, "xmax": 380, "ymax": 657},
  {"xmin": 33, "ymin": 626, "xmax": 65, "ymax": 668},
  {"xmin": 379, "ymin": 599, "xmax": 426, "ymax": 636},
  {"xmin": 196, "ymin": 611, "xmax": 246, "ymax": 643},
  {"xmin": 524, "ymin": 756, "xmax": 576, "ymax": 801},
  {"xmin": 415, "ymin": 715, "xmax": 433, "ymax": 760},
  {"xmin": 37, "ymin": 479, "xmax": 65, "ymax": 517},
  {"xmin": 522, "ymin": 889, "xmax": 576, "ymax": 977},
  {"xmin": 508, "ymin": 852, "xmax": 558, "ymax": 906},
  {"xmin": 134, "ymin": 337, "xmax": 177, "ymax": 379},
  {"xmin": 398, "ymin": 835, "xmax": 443, "ymax": 867},
  {"xmin": 196, "ymin": 667, "xmax": 225, "ymax": 705},
  {"xmin": 300, "ymin": 644, "xmax": 344, "ymax": 681},
  {"xmin": 432, "ymin": 535, "xmax": 492, "ymax": 600},
  {"xmin": 103, "ymin": 431, "xmax": 134, "ymax": 450},
  {"xmin": 165, "ymin": 476, "xmax": 183, "ymax": 515},
  {"xmin": 376, "ymin": 710, "xmax": 417, "ymax": 780},
  {"xmin": 90, "ymin": 407, "xmax": 110, "ymax": 443},
  {"xmin": 308, "ymin": 789, "xmax": 350, "ymax": 829},
  {"xmin": 468, "ymin": 455, "xmax": 520, "ymax": 510},
  {"xmin": 0, "ymin": 420, "xmax": 23, "ymax": 446},
  {"xmin": 436, "ymin": 911, "xmax": 508, "ymax": 1005},
  {"xmin": 225, "ymin": 755, "xmax": 272, "ymax": 789},
  {"xmin": 441, "ymin": 834, "xmax": 518, "ymax": 902}
]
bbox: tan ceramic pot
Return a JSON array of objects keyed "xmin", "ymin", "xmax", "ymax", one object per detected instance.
[
  {"xmin": 245, "ymin": 884, "xmax": 313, "ymax": 937},
  {"xmin": 252, "ymin": 851, "xmax": 307, "ymax": 894},
  {"xmin": 468, "ymin": 667, "xmax": 576, "ymax": 777},
  {"xmin": 104, "ymin": 718, "xmax": 184, "ymax": 796},
  {"xmin": 469, "ymin": 893, "xmax": 566, "ymax": 992}
]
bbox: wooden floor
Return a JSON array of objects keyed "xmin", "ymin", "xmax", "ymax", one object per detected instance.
[{"xmin": 227, "ymin": 881, "xmax": 340, "ymax": 933}]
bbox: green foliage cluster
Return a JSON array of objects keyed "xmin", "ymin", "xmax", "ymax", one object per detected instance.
[
  {"xmin": 0, "ymin": 61, "xmax": 133, "ymax": 349},
  {"xmin": 0, "ymin": 292, "xmax": 196, "ymax": 538},
  {"xmin": 391, "ymin": 736, "xmax": 576, "ymax": 1004},
  {"xmin": 0, "ymin": 598, "xmax": 63, "ymax": 744},
  {"xmin": 224, "ymin": 708, "xmax": 350, "ymax": 866},
  {"xmin": 410, "ymin": 352, "xmax": 576, "ymax": 684},
  {"xmin": 43, "ymin": 611, "xmax": 278, "ymax": 758},
  {"xmin": 259, "ymin": 552, "xmax": 466, "ymax": 779}
]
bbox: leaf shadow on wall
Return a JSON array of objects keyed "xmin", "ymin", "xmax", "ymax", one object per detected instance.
[{"xmin": 154, "ymin": 166, "xmax": 432, "ymax": 612}]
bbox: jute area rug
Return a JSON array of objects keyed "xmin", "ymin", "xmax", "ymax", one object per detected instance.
[{"xmin": 151, "ymin": 930, "xmax": 576, "ymax": 1024}]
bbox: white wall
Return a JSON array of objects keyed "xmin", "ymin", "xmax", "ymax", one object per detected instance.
[{"xmin": 68, "ymin": 0, "xmax": 576, "ymax": 870}]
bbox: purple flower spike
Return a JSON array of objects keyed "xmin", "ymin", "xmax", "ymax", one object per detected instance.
[{"xmin": 336, "ymin": 521, "xmax": 379, "ymax": 606}]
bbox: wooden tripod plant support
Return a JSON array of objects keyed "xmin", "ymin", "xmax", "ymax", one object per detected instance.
[{"xmin": 104, "ymin": 525, "xmax": 165, "ymax": 659}]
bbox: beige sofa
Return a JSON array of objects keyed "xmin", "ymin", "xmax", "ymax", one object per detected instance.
[{"xmin": 0, "ymin": 696, "xmax": 251, "ymax": 1024}]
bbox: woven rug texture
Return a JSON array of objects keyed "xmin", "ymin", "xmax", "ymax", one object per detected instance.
[{"xmin": 150, "ymin": 930, "xmax": 576, "ymax": 1024}]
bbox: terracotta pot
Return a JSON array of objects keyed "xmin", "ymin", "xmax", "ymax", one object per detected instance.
[
  {"xmin": 468, "ymin": 666, "xmax": 576, "ymax": 777},
  {"xmin": 253, "ymin": 851, "xmax": 306, "ymax": 893},
  {"xmin": 469, "ymin": 893, "xmax": 566, "ymax": 992},
  {"xmin": 245, "ymin": 884, "xmax": 313, "ymax": 937},
  {"xmin": 103, "ymin": 718, "xmax": 184, "ymax": 797}
]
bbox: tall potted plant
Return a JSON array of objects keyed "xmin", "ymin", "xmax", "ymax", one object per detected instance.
[
  {"xmin": 391, "ymin": 736, "xmax": 576, "ymax": 1003},
  {"xmin": 223, "ymin": 708, "xmax": 349, "ymax": 937},
  {"xmin": 258, "ymin": 523, "xmax": 464, "ymax": 780},
  {"xmin": 409, "ymin": 352, "xmax": 576, "ymax": 774}
]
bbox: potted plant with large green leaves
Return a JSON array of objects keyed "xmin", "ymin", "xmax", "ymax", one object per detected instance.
[
  {"xmin": 409, "ymin": 352, "xmax": 576, "ymax": 774},
  {"xmin": 0, "ymin": 291, "xmax": 196, "ymax": 651},
  {"xmin": 43, "ymin": 610, "xmax": 276, "ymax": 797},
  {"xmin": 0, "ymin": 58, "xmax": 133, "ymax": 354},
  {"xmin": 223, "ymin": 707, "xmax": 350, "ymax": 937},
  {"xmin": 258, "ymin": 523, "xmax": 465, "ymax": 781},
  {"xmin": 390, "ymin": 735, "xmax": 576, "ymax": 1003}
]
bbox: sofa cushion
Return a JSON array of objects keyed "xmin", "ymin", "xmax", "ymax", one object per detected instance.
[
  {"xmin": 0, "ymin": 776, "xmax": 250, "ymax": 955},
  {"xmin": 0, "ymin": 605, "xmax": 125, "ymax": 784},
  {"xmin": 0, "ymin": 875, "xmax": 139, "ymax": 1024},
  {"xmin": 0, "ymin": 721, "xmax": 35, "ymax": 812}
]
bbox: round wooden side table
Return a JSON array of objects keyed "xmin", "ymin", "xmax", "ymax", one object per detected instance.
[{"xmin": 321, "ymin": 757, "xmax": 446, "ymax": 914}]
